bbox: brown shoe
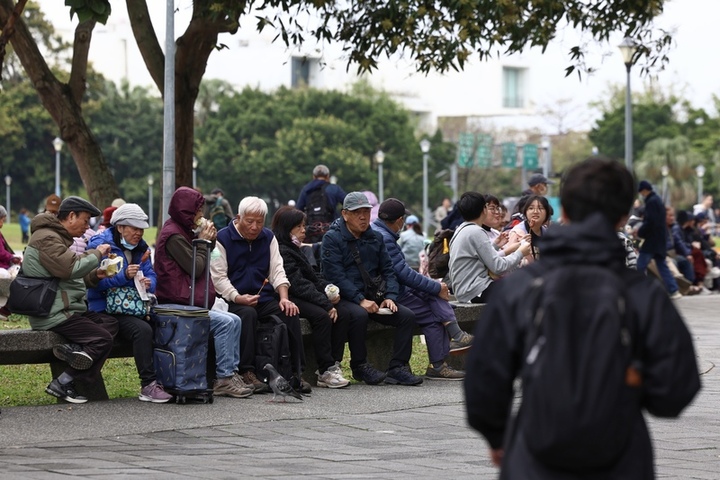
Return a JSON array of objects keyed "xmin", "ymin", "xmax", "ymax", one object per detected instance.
[
  {"xmin": 241, "ymin": 371, "xmax": 271, "ymax": 394},
  {"xmin": 213, "ymin": 377, "xmax": 253, "ymax": 398}
]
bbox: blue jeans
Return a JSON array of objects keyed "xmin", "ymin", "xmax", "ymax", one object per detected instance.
[
  {"xmin": 637, "ymin": 251, "xmax": 679, "ymax": 294},
  {"xmin": 209, "ymin": 310, "xmax": 242, "ymax": 378}
]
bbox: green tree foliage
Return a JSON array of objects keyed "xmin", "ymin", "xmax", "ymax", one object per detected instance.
[
  {"xmin": 589, "ymin": 99, "xmax": 680, "ymax": 161},
  {"xmin": 195, "ymin": 84, "xmax": 454, "ymax": 216},
  {"xmin": 2, "ymin": 0, "xmax": 676, "ymax": 208}
]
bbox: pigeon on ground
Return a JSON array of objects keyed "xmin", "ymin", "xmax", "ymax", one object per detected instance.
[{"xmin": 263, "ymin": 363, "xmax": 303, "ymax": 402}]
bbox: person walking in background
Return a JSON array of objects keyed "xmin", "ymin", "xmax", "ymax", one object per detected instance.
[
  {"xmin": 18, "ymin": 208, "xmax": 31, "ymax": 244},
  {"xmin": 636, "ymin": 180, "xmax": 681, "ymax": 299},
  {"xmin": 398, "ymin": 215, "xmax": 425, "ymax": 271},
  {"xmin": 296, "ymin": 165, "xmax": 347, "ymax": 243},
  {"xmin": 465, "ymin": 157, "xmax": 700, "ymax": 479},
  {"xmin": 86, "ymin": 203, "xmax": 172, "ymax": 403}
]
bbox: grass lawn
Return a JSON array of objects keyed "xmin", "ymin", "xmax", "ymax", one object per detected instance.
[{"xmin": 0, "ymin": 220, "xmax": 432, "ymax": 407}]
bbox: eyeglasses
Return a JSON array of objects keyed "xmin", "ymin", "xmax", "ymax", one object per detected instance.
[{"xmin": 487, "ymin": 206, "xmax": 501, "ymax": 213}]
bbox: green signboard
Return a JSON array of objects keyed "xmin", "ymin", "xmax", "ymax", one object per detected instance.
[
  {"xmin": 457, "ymin": 132, "xmax": 475, "ymax": 168},
  {"xmin": 475, "ymin": 134, "xmax": 493, "ymax": 168},
  {"xmin": 501, "ymin": 142, "xmax": 516, "ymax": 168},
  {"xmin": 523, "ymin": 143, "xmax": 539, "ymax": 170}
]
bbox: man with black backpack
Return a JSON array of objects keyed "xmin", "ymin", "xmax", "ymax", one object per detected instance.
[
  {"xmin": 465, "ymin": 157, "xmax": 701, "ymax": 479},
  {"xmin": 296, "ymin": 165, "xmax": 347, "ymax": 243}
]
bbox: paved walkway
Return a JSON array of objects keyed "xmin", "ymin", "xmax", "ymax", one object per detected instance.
[{"xmin": 0, "ymin": 296, "xmax": 719, "ymax": 479}]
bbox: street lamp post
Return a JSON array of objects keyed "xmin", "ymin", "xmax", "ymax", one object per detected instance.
[
  {"xmin": 52, "ymin": 137, "xmax": 64, "ymax": 197},
  {"xmin": 147, "ymin": 175, "xmax": 154, "ymax": 228},
  {"xmin": 696, "ymin": 165, "xmax": 706, "ymax": 205},
  {"xmin": 192, "ymin": 156, "xmax": 198, "ymax": 189},
  {"xmin": 661, "ymin": 165, "xmax": 669, "ymax": 205},
  {"xmin": 541, "ymin": 136, "xmax": 552, "ymax": 195},
  {"xmin": 4, "ymin": 176, "xmax": 10, "ymax": 223},
  {"xmin": 618, "ymin": 37, "xmax": 638, "ymax": 171},
  {"xmin": 375, "ymin": 150, "xmax": 385, "ymax": 203},
  {"xmin": 420, "ymin": 138, "xmax": 431, "ymax": 236}
]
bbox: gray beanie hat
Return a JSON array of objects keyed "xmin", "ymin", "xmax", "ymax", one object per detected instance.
[{"xmin": 111, "ymin": 203, "xmax": 149, "ymax": 229}]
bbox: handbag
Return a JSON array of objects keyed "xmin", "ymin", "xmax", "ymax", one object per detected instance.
[
  {"xmin": 106, "ymin": 286, "xmax": 150, "ymax": 318},
  {"xmin": 7, "ymin": 271, "xmax": 60, "ymax": 317},
  {"xmin": 348, "ymin": 241, "xmax": 387, "ymax": 304}
]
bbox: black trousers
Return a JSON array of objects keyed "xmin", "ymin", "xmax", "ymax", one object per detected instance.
[
  {"xmin": 114, "ymin": 314, "xmax": 156, "ymax": 387},
  {"xmin": 341, "ymin": 302, "xmax": 415, "ymax": 370},
  {"xmin": 229, "ymin": 300, "xmax": 305, "ymax": 375},
  {"xmin": 49, "ymin": 311, "xmax": 118, "ymax": 383}
]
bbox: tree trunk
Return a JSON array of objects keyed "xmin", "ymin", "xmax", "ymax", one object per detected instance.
[
  {"xmin": 0, "ymin": 0, "xmax": 119, "ymax": 209},
  {"xmin": 173, "ymin": 21, "xmax": 218, "ymax": 189}
]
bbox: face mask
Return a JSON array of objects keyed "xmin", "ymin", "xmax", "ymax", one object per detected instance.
[
  {"xmin": 291, "ymin": 234, "xmax": 302, "ymax": 247},
  {"xmin": 120, "ymin": 238, "xmax": 138, "ymax": 250}
]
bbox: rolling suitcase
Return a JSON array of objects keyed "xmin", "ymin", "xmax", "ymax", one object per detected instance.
[{"xmin": 152, "ymin": 239, "xmax": 214, "ymax": 404}]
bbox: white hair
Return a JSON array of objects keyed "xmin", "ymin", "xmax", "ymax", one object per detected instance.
[{"xmin": 238, "ymin": 196, "xmax": 267, "ymax": 218}]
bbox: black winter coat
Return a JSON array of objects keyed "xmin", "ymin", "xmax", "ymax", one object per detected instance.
[
  {"xmin": 464, "ymin": 213, "xmax": 701, "ymax": 480},
  {"xmin": 638, "ymin": 191, "xmax": 668, "ymax": 255},
  {"xmin": 278, "ymin": 242, "xmax": 333, "ymax": 312}
]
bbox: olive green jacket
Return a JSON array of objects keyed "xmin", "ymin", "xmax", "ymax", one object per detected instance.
[{"xmin": 23, "ymin": 213, "xmax": 104, "ymax": 330}]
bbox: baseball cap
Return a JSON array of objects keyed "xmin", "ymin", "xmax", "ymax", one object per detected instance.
[
  {"xmin": 343, "ymin": 192, "xmax": 373, "ymax": 211},
  {"xmin": 111, "ymin": 203, "xmax": 150, "ymax": 229},
  {"xmin": 45, "ymin": 194, "xmax": 61, "ymax": 212},
  {"xmin": 405, "ymin": 215, "xmax": 419, "ymax": 225},
  {"xmin": 58, "ymin": 196, "xmax": 102, "ymax": 217},
  {"xmin": 378, "ymin": 198, "xmax": 409, "ymax": 221},
  {"xmin": 528, "ymin": 174, "xmax": 553, "ymax": 187}
]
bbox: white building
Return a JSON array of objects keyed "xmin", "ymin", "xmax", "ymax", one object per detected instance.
[{"xmin": 37, "ymin": 0, "xmax": 720, "ymax": 139}]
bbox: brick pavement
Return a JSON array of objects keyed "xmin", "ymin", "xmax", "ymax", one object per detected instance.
[{"xmin": 0, "ymin": 296, "xmax": 719, "ymax": 479}]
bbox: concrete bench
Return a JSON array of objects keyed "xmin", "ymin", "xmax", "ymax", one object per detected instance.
[{"xmin": 0, "ymin": 302, "xmax": 483, "ymax": 401}]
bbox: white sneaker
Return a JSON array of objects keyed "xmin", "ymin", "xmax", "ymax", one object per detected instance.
[
  {"xmin": 670, "ymin": 291, "xmax": 683, "ymax": 300},
  {"xmin": 316, "ymin": 363, "xmax": 350, "ymax": 389}
]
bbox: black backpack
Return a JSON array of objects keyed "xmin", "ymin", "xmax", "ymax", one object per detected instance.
[
  {"xmin": 426, "ymin": 228, "xmax": 455, "ymax": 278},
  {"xmin": 210, "ymin": 197, "xmax": 229, "ymax": 230},
  {"xmin": 304, "ymin": 183, "xmax": 334, "ymax": 242},
  {"xmin": 255, "ymin": 315, "xmax": 294, "ymax": 382},
  {"xmin": 519, "ymin": 265, "xmax": 642, "ymax": 472}
]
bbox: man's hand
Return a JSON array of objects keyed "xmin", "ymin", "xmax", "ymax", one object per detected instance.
[
  {"xmin": 380, "ymin": 299, "xmax": 397, "ymax": 312},
  {"xmin": 234, "ymin": 294, "xmax": 260, "ymax": 306},
  {"xmin": 494, "ymin": 231, "xmax": 509, "ymax": 248},
  {"xmin": 360, "ymin": 299, "xmax": 378, "ymax": 313},
  {"xmin": 439, "ymin": 282, "xmax": 450, "ymax": 301},
  {"xmin": 328, "ymin": 307, "xmax": 338, "ymax": 322},
  {"xmin": 330, "ymin": 294, "xmax": 341, "ymax": 305},
  {"xmin": 519, "ymin": 241, "xmax": 533, "ymax": 257},
  {"xmin": 96, "ymin": 268, "xmax": 108, "ymax": 280},
  {"xmin": 279, "ymin": 298, "xmax": 299, "ymax": 316},
  {"xmin": 199, "ymin": 222, "xmax": 216, "ymax": 242},
  {"xmin": 96, "ymin": 244, "xmax": 112, "ymax": 256}
]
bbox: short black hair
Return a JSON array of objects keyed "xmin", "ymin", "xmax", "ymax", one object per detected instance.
[
  {"xmin": 484, "ymin": 194, "xmax": 500, "ymax": 206},
  {"xmin": 522, "ymin": 195, "xmax": 553, "ymax": 220},
  {"xmin": 561, "ymin": 156, "xmax": 635, "ymax": 225},
  {"xmin": 271, "ymin": 205, "xmax": 306, "ymax": 245},
  {"xmin": 457, "ymin": 192, "xmax": 486, "ymax": 221}
]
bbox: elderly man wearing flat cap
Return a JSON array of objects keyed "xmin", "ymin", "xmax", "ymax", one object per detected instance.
[
  {"xmin": 321, "ymin": 192, "xmax": 423, "ymax": 386},
  {"xmin": 22, "ymin": 196, "xmax": 118, "ymax": 404}
]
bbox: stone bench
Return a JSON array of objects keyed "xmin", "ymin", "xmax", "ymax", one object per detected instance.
[{"xmin": 0, "ymin": 302, "xmax": 483, "ymax": 400}]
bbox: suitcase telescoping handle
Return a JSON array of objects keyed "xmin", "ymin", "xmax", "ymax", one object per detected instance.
[{"xmin": 190, "ymin": 238, "xmax": 213, "ymax": 308}]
